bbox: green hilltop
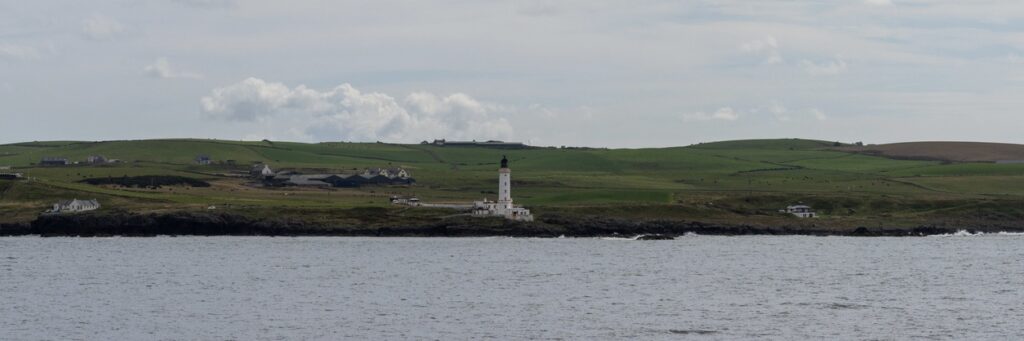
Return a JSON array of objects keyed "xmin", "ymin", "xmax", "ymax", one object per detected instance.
[{"xmin": 3, "ymin": 138, "xmax": 1024, "ymax": 229}]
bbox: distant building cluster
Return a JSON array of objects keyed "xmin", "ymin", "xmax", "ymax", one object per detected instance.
[
  {"xmin": 38, "ymin": 155, "xmax": 120, "ymax": 166},
  {"xmin": 254, "ymin": 164, "xmax": 414, "ymax": 188},
  {"xmin": 40, "ymin": 157, "xmax": 69, "ymax": 166},
  {"xmin": 422, "ymin": 139, "xmax": 527, "ymax": 149}
]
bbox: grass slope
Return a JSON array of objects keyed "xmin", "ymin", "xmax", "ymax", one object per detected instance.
[
  {"xmin": 2, "ymin": 138, "xmax": 1024, "ymax": 228},
  {"xmin": 839, "ymin": 141, "xmax": 1024, "ymax": 162}
]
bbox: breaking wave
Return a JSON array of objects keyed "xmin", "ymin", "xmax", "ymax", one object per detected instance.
[{"xmin": 929, "ymin": 230, "xmax": 1024, "ymax": 237}]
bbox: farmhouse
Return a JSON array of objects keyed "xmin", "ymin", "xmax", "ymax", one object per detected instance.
[
  {"xmin": 48, "ymin": 199, "xmax": 101, "ymax": 214},
  {"xmin": 783, "ymin": 205, "xmax": 817, "ymax": 218},
  {"xmin": 86, "ymin": 155, "xmax": 107, "ymax": 164},
  {"xmin": 251, "ymin": 164, "xmax": 274, "ymax": 178},
  {"xmin": 40, "ymin": 157, "xmax": 69, "ymax": 166},
  {"xmin": 472, "ymin": 156, "xmax": 533, "ymax": 221},
  {"xmin": 195, "ymin": 155, "xmax": 212, "ymax": 165}
]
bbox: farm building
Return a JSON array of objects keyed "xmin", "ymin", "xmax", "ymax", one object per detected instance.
[
  {"xmin": 40, "ymin": 157, "xmax": 69, "ymax": 166},
  {"xmin": 284, "ymin": 175, "xmax": 331, "ymax": 187},
  {"xmin": 0, "ymin": 172, "xmax": 23, "ymax": 180},
  {"xmin": 389, "ymin": 196, "xmax": 420, "ymax": 205},
  {"xmin": 195, "ymin": 155, "xmax": 212, "ymax": 165},
  {"xmin": 86, "ymin": 155, "xmax": 108, "ymax": 164}
]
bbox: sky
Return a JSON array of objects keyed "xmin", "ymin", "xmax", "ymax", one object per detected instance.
[{"xmin": 2, "ymin": 0, "xmax": 1024, "ymax": 148}]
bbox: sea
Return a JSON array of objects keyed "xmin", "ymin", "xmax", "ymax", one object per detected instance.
[{"xmin": 2, "ymin": 234, "xmax": 1023, "ymax": 340}]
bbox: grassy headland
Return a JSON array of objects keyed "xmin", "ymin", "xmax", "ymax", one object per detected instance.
[{"xmin": 3, "ymin": 138, "xmax": 1024, "ymax": 236}]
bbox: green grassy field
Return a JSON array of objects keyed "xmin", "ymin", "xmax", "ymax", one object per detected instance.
[{"xmin": 3, "ymin": 138, "xmax": 1023, "ymax": 227}]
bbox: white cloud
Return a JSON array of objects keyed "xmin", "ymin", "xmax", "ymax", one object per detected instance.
[
  {"xmin": 683, "ymin": 107, "xmax": 739, "ymax": 122},
  {"xmin": 82, "ymin": 14, "xmax": 125, "ymax": 40},
  {"xmin": 864, "ymin": 0, "xmax": 893, "ymax": 6},
  {"xmin": 809, "ymin": 108, "xmax": 827, "ymax": 121},
  {"xmin": 0, "ymin": 44, "xmax": 40, "ymax": 61},
  {"xmin": 200, "ymin": 78, "xmax": 514, "ymax": 142},
  {"xmin": 799, "ymin": 56, "xmax": 848, "ymax": 75},
  {"xmin": 769, "ymin": 101, "xmax": 790, "ymax": 121},
  {"xmin": 740, "ymin": 35, "xmax": 783, "ymax": 64},
  {"xmin": 172, "ymin": 0, "xmax": 237, "ymax": 9},
  {"xmin": 516, "ymin": 1, "xmax": 564, "ymax": 17},
  {"xmin": 143, "ymin": 58, "xmax": 203, "ymax": 79}
]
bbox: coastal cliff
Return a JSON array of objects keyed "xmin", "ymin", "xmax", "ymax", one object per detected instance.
[{"xmin": 2, "ymin": 211, "xmax": 1020, "ymax": 237}]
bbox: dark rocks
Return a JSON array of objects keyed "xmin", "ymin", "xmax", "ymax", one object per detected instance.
[
  {"xmin": 28, "ymin": 211, "xmax": 310, "ymax": 237},
  {"xmin": 6, "ymin": 210, "xmax": 1024, "ymax": 237},
  {"xmin": 0, "ymin": 222, "xmax": 32, "ymax": 236}
]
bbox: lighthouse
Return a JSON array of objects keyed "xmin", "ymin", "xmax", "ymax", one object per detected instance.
[
  {"xmin": 471, "ymin": 155, "xmax": 533, "ymax": 221},
  {"xmin": 498, "ymin": 155, "xmax": 512, "ymax": 206}
]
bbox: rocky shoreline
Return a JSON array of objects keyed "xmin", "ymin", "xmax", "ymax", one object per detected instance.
[{"xmin": 2, "ymin": 211, "xmax": 1023, "ymax": 237}]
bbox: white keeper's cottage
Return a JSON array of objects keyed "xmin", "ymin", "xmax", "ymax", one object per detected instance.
[
  {"xmin": 472, "ymin": 156, "xmax": 533, "ymax": 221},
  {"xmin": 49, "ymin": 199, "xmax": 101, "ymax": 213}
]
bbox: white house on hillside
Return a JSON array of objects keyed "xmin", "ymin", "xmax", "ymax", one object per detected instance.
[
  {"xmin": 49, "ymin": 199, "xmax": 101, "ymax": 213},
  {"xmin": 783, "ymin": 205, "xmax": 817, "ymax": 218},
  {"xmin": 195, "ymin": 155, "xmax": 212, "ymax": 165},
  {"xmin": 251, "ymin": 164, "xmax": 274, "ymax": 178}
]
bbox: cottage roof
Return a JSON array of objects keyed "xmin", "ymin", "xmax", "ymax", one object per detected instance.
[{"xmin": 57, "ymin": 199, "xmax": 99, "ymax": 206}]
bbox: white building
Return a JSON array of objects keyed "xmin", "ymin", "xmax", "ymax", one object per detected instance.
[
  {"xmin": 783, "ymin": 205, "xmax": 817, "ymax": 218},
  {"xmin": 251, "ymin": 164, "xmax": 274, "ymax": 178},
  {"xmin": 472, "ymin": 156, "xmax": 534, "ymax": 221},
  {"xmin": 86, "ymin": 155, "xmax": 108, "ymax": 164},
  {"xmin": 49, "ymin": 199, "xmax": 101, "ymax": 213},
  {"xmin": 195, "ymin": 155, "xmax": 212, "ymax": 165},
  {"xmin": 362, "ymin": 167, "xmax": 411, "ymax": 179}
]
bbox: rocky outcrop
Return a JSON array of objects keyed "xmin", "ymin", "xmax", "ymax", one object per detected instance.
[
  {"xmin": 0, "ymin": 222, "xmax": 31, "ymax": 236},
  {"xmin": 3, "ymin": 211, "xmax": 1023, "ymax": 237}
]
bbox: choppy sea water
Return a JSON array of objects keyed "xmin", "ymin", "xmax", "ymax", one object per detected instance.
[{"xmin": 2, "ymin": 234, "xmax": 1024, "ymax": 340}]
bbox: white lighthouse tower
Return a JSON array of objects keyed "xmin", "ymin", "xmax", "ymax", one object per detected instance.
[
  {"xmin": 498, "ymin": 156, "xmax": 512, "ymax": 207},
  {"xmin": 472, "ymin": 155, "xmax": 533, "ymax": 221}
]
